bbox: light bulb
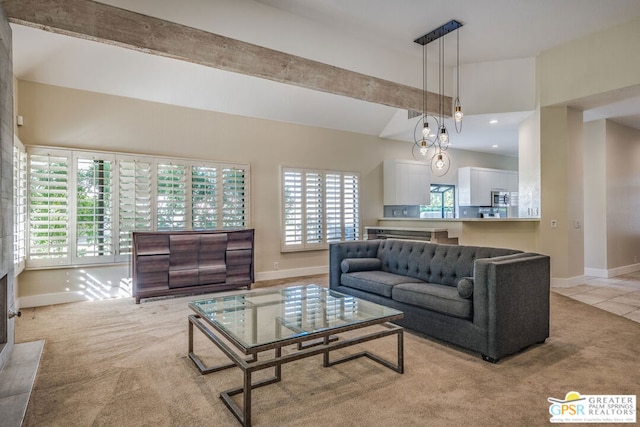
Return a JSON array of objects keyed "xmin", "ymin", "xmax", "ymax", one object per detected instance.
[
  {"xmin": 422, "ymin": 122, "xmax": 431, "ymax": 138},
  {"xmin": 420, "ymin": 139, "xmax": 428, "ymax": 156},
  {"xmin": 435, "ymin": 154, "xmax": 445, "ymax": 169},
  {"xmin": 439, "ymin": 127, "xmax": 448, "ymax": 144},
  {"xmin": 454, "ymin": 106, "xmax": 463, "ymax": 122}
]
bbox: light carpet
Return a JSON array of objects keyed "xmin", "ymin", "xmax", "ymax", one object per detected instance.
[{"xmin": 15, "ymin": 277, "xmax": 640, "ymax": 426}]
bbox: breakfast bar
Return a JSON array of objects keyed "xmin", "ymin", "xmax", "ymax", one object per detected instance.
[{"xmin": 370, "ymin": 218, "xmax": 541, "ymax": 253}]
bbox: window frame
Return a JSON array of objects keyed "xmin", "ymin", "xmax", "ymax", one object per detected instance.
[
  {"xmin": 420, "ymin": 184, "xmax": 456, "ymax": 219},
  {"xmin": 13, "ymin": 136, "xmax": 27, "ymax": 275},
  {"xmin": 280, "ymin": 166, "xmax": 361, "ymax": 252},
  {"xmin": 24, "ymin": 145, "xmax": 251, "ymax": 269}
]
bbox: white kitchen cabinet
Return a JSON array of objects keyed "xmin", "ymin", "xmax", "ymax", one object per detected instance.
[
  {"xmin": 458, "ymin": 167, "xmax": 517, "ymax": 206},
  {"xmin": 508, "ymin": 172, "xmax": 518, "ymax": 193},
  {"xmin": 383, "ymin": 159, "xmax": 430, "ymax": 205}
]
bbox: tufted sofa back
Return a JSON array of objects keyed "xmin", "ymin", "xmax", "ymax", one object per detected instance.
[{"xmin": 377, "ymin": 239, "xmax": 520, "ymax": 287}]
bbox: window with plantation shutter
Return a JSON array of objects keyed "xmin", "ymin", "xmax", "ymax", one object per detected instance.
[
  {"xmin": 222, "ymin": 167, "xmax": 247, "ymax": 229},
  {"xmin": 283, "ymin": 169, "xmax": 303, "ymax": 246},
  {"xmin": 343, "ymin": 174, "xmax": 360, "ymax": 241},
  {"xmin": 281, "ymin": 167, "xmax": 360, "ymax": 251},
  {"xmin": 157, "ymin": 163, "xmax": 188, "ymax": 230},
  {"xmin": 28, "ymin": 149, "xmax": 71, "ymax": 267},
  {"xmin": 13, "ymin": 138, "xmax": 27, "ymax": 273},
  {"xmin": 325, "ymin": 173, "xmax": 342, "ymax": 243},
  {"xmin": 192, "ymin": 165, "xmax": 218, "ymax": 229},
  {"xmin": 75, "ymin": 154, "xmax": 114, "ymax": 263},
  {"xmin": 305, "ymin": 172, "xmax": 323, "ymax": 244},
  {"xmin": 23, "ymin": 145, "xmax": 250, "ymax": 269},
  {"xmin": 117, "ymin": 158, "xmax": 153, "ymax": 259}
]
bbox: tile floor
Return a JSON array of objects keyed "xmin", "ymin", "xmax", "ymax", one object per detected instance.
[{"xmin": 551, "ymin": 271, "xmax": 640, "ymax": 323}]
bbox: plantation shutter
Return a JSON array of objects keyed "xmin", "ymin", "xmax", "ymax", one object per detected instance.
[
  {"xmin": 305, "ymin": 172, "xmax": 323, "ymax": 245},
  {"xmin": 282, "ymin": 169, "xmax": 303, "ymax": 247},
  {"xmin": 13, "ymin": 139, "xmax": 27, "ymax": 272},
  {"xmin": 157, "ymin": 163, "xmax": 188, "ymax": 230},
  {"xmin": 192, "ymin": 165, "xmax": 218, "ymax": 229},
  {"xmin": 281, "ymin": 167, "xmax": 360, "ymax": 251},
  {"xmin": 74, "ymin": 154, "xmax": 115, "ymax": 263},
  {"xmin": 28, "ymin": 149, "xmax": 71, "ymax": 267},
  {"xmin": 222, "ymin": 167, "xmax": 247, "ymax": 229},
  {"xmin": 325, "ymin": 173, "xmax": 342, "ymax": 243},
  {"xmin": 117, "ymin": 158, "xmax": 153, "ymax": 258},
  {"xmin": 343, "ymin": 174, "xmax": 360, "ymax": 241}
]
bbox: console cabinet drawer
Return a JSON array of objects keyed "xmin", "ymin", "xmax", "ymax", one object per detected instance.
[{"xmin": 132, "ymin": 229, "xmax": 254, "ymax": 303}]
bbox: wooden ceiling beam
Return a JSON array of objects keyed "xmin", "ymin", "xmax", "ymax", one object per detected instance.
[{"xmin": 2, "ymin": 0, "xmax": 451, "ymax": 115}]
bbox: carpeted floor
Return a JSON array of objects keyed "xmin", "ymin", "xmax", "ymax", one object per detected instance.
[{"xmin": 15, "ymin": 276, "xmax": 640, "ymax": 426}]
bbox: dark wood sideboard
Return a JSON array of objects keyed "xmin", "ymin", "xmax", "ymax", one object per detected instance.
[{"xmin": 132, "ymin": 229, "xmax": 254, "ymax": 303}]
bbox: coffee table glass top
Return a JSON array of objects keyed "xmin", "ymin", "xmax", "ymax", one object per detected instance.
[{"xmin": 189, "ymin": 284, "xmax": 403, "ymax": 350}]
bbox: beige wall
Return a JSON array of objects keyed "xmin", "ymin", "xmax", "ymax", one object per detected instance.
[
  {"xmin": 376, "ymin": 219, "xmax": 540, "ymax": 253},
  {"xmin": 16, "ymin": 81, "xmax": 516, "ymax": 303},
  {"xmin": 584, "ymin": 119, "xmax": 640, "ymax": 276},
  {"xmin": 538, "ymin": 17, "xmax": 640, "ymax": 107},
  {"xmin": 539, "ymin": 106, "xmax": 584, "ymax": 280},
  {"xmin": 535, "ymin": 16, "xmax": 640, "ymax": 282},
  {"xmin": 605, "ymin": 120, "xmax": 640, "ymax": 271},
  {"xmin": 583, "ymin": 120, "xmax": 607, "ymax": 270}
]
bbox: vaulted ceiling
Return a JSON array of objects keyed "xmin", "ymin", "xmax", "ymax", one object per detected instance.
[{"xmin": 9, "ymin": 0, "xmax": 640, "ymax": 157}]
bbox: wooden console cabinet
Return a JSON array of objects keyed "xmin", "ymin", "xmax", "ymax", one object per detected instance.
[{"xmin": 132, "ymin": 229, "xmax": 254, "ymax": 303}]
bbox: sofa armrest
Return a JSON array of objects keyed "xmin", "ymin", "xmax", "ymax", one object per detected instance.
[
  {"xmin": 472, "ymin": 253, "xmax": 551, "ymax": 360},
  {"xmin": 329, "ymin": 240, "xmax": 382, "ymax": 290}
]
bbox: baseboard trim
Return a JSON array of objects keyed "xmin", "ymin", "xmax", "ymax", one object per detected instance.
[
  {"xmin": 255, "ymin": 265, "xmax": 328, "ymax": 282},
  {"xmin": 18, "ymin": 267, "xmax": 330, "ymax": 308},
  {"xmin": 18, "ymin": 291, "xmax": 88, "ymax": 309},
  {"xmin": 584, "ymin": 268, "xmax": 607, "ymax": 278},
  {"xmin": 585, "ymin": 263, "xmax": 640, "ymax": 279}
]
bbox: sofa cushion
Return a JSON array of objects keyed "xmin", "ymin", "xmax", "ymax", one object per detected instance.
[
  {"xmin": 341, "ymin": 271, "xmax": 425, "ymax": 298},
  {"xmin": 341, "ymin": 257, "xmax": 382, "ymax": 273},
  {"xmin": 377, "ymin": 239, "xmax": 520, "ymax": 287},
  {"xmin": 457, "ymin": 277, "xmax": 474, "ymax": 299},
  {"xmin": 392, "ymin": 282, "xmax": 473, "ymax": 320}
]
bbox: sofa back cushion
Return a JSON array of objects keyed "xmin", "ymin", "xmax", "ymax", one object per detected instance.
[{"xmin": 377, "ymin": 239, "xmax": 520, "ymax": 287}]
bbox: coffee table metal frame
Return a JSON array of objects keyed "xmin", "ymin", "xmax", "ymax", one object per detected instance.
[{"xmin": 188, "ymin": 291, "xmax": 404, "ymax": 427}]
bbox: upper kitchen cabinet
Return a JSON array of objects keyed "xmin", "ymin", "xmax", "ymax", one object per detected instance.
[
  {"xmin": 383, "ymin": 159, "xmax": 430, "ymax": 205},
  {"xmin": 458, "ymin": 167, "xmax": 518, "ymax": 206}
]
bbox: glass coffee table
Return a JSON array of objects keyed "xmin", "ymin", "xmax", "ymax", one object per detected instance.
[{"xmin": 188, "ymin": 284, "xmax": 404, "ymax": 426}]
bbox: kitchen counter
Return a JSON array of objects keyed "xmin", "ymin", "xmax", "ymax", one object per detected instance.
[
  {"xmin": 365, "ymin": 226, "xmax": 458, "ymax": 243},
  {"xmin": 373, "ymin": 217, "xmax": 541, "ymax": 252}
]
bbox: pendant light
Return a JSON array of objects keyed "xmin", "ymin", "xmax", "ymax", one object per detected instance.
[
  {"xmin": 454, "ymin": 29, "xmax": 463, "ymax": 133},
  {"xmin": 413, "ymin": 41, "xmax": 435, "ymax": 161},
  {"xmin": 412, "ymin": 20, "xmax": 462, "ymax": 177}
]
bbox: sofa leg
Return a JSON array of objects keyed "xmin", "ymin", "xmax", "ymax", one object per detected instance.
[{"xmin": 481, "ymin": 354, "xmax": 499, "ymax": 363}]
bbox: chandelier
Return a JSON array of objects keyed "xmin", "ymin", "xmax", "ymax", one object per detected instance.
[{"xmin": 412, "ymin": 20, "xmax": 463, "ymax": 177}]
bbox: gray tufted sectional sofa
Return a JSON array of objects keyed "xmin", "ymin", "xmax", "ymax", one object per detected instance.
[{"xmin": 329, "ymin": 239, "xmax": 550, "ymax": 362}]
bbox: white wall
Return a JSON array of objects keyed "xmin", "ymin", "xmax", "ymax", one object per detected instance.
[{"xmin": 518, "ymin": 109, "xmax": 540, "ymax": 217}]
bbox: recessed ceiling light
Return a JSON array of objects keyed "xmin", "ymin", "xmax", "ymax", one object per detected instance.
[{"xmin": 489, "ymin": 119, "xmax": 499, "ymax": 124}]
